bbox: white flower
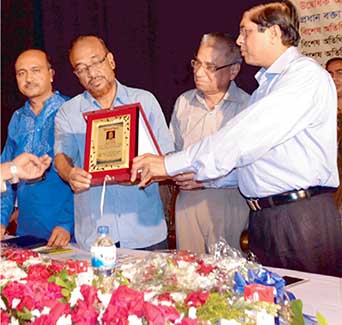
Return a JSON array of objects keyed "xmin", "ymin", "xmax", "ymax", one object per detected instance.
[
  {"xmin": 10, "ymin": 316, "xmax": 19, "ymax": 325},
  {"xmin": 144, "ymin": 291, "xmax": 156, "ymax": 302},
  {"xmin": 56, "ymin": 314, "xmax": 72, "ymax": 325},
  {"xmin": 76, "ymin": 271, "xmax": 94, "ymax": 286},
  {"xmin": 188, "ymin": 306, "xmax": 197, "ymax": 319},
  {"xmin": 0, "ymin": 297, "xmax": 7, "ymax": 311},
  {"xmin": 220, "ymin": 319, "xmax": 241, "ymax": 325},
  {"xmin": 41, "ymin": 306, "xmax": 51, "ymax": 315},
  {"xmin": 170, "ymin": 292, "xmax": 186, "ymax": 303},
  {"xmin": 31, "ymin": 309, "xmax": 41, "ymax": 318},
  {"xmin": 11, "ymin": 298, "xmax": 20, "ymax": 309},
  {"xmin": 97, "ymin": 289, "xmax": 112, "ymax": 308},
  {"xmin": 128, "ymin": 315, "xmax": 143, "ymax": 324},
  {"xmin": 69, "ymin": 286, "xmax": 84, "ymax": 307}
]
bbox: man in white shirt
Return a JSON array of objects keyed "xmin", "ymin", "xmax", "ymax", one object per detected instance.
[
  {"xmin": 170, "ymin": 32, "xmax": 250, "ymax": 253},
  {"xmin": 132, "ymin": 0, "xmax": 342, "ymax": 276}
]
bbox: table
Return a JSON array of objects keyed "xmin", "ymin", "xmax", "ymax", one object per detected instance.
[
  {"xmin": 42, "ymin": 245, "xmax": 342, "ymax": 325},
  {"xmin": 268, "ymin": 267, "xmax": 342, "ymax": 325}
]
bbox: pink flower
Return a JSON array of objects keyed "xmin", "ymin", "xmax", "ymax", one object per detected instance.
[
  {"xmin": 185, "ymin": 291, "xmax": 209, "ymax": 307},
  {"xmin": 31, "ymin": 302, "xmax": 71, "ymax": 325},
  {"xmin": 144, "ymin": 302, "xmax": 180, "ymax": 325},
  {"xmin": 80, "ymin": 284, "xmax": 99, "ymax": 306}
]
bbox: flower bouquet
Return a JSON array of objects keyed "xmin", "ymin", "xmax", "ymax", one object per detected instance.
[{"xmin": 0, "ymin": 241, "xmax": 305, "ymax": 324}]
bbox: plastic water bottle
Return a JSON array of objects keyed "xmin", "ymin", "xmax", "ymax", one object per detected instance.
[{"xmin": 91, "ymin": 225, "xmax": 116, "ymax": 277}]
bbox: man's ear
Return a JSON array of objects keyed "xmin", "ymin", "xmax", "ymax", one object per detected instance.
[
  {"xmin": 229, "ymin": 63, "xmax": 241, "ymax": 80},
  {"xmin": 107, "ymin": 52, "xmax": 116, "ymax": 70},
  {"xmin": 49, "ymin": 68, "xmax": 55, "ymax": 82},
  {"xmin": 269, "ymin": 24, "xmax": 282, "ymax": 44}
]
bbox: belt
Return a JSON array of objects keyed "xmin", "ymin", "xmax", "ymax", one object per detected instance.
[{"xmin": 246, "ymin": 186, "xmax": 336, "ymax": 211}]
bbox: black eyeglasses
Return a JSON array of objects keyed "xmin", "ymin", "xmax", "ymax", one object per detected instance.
[
  {"xmin": 73, "ymin": 53, "xmax": 108, "ymax": 78},
  {"xmin": 191, "ymin": 58, "xmax": 239, "ymax": 74}
]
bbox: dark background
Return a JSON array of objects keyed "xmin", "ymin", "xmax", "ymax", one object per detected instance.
[{"xmin": 1, "ymin": 0, "xmax": 268, "ymax": 150}]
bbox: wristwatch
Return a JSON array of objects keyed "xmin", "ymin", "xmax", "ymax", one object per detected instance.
[{"xmin": 9, "ymin": 162, "xmax": 19, "ymax": 184}]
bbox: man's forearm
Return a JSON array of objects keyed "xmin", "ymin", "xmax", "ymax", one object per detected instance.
[{"xmin": 54, "ymin": 153, "xmax": 73, "ymax": 184}]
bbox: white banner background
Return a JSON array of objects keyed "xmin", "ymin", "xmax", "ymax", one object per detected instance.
[{"xmin": 292, "ymin": 0, "xmax": 342, "ymax": 65}]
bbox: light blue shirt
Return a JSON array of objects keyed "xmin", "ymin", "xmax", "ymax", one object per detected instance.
[
  {"xmin": 54, "ymin": 80, "xmax": 174, "ymax": 250},
  {"xmin": 166, "ymin": 47, "xmax": 339, "ymax": 197},
  {"xmin": 1, "ymin": 91, "xmax": 74, "ymax": 240}
]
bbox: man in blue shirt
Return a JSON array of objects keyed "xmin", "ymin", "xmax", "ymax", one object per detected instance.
[
  {"xmin": 1, "ymin": 49, "xmax": 74, "ymax": 246},
  {"xmin": 54, "ymin": 35, "xmax": 174, "ymax": 251},
  {"xmin": 131, "ymin": 1, "xmax": 341, "ymax": 276}
]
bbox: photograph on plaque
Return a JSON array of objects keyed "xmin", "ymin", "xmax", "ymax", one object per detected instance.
[{"xmin": 83, "ymin": 103, "xmax": 160, "ymax": 185}]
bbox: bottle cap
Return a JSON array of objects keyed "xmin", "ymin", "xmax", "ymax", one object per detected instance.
[{"xmin": 97, "ymin": 225, "xmax": 109, "ymax": 235}]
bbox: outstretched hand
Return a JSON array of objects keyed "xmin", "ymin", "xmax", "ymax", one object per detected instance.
[
  {"xmin": 12, "ymin": 153, "xmax": 51, "ymax": 180},
  {"xmin": 130, "ymin": 153, "xmax": 169, "ymax": 187}
]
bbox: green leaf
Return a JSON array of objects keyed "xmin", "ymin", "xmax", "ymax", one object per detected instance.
[
  {"xmin": 290, "ymin": 299, "xmax": 304, "ymax": 325},
  {"xmin": 316, "ymin": 312, "xmax": 328, "ymax": 325},
  {"xmin": 16, "ymin": 307, "xmax": 32, "ymax": 321}
]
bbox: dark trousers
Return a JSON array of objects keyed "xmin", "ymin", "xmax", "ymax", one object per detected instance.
[{"xmin": 249, "ymin": 193, "xmax": 342, "ymax": 277}]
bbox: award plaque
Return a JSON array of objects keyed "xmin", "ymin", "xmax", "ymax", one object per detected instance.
[{"xmin": 83, "ymin": 103, "xmax": 161, "ymax": 185}]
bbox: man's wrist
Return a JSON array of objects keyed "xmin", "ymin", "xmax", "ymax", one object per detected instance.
[{"xmin": 9, "ymin": 162, "xmax": 19, "ymax": 184}]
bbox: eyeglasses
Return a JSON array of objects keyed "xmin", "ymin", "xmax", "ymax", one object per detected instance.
[
  {"xmin": 73, "ymin": 53, "xmax": 108, "ymax": 78},
  {"xmin": 191, "ymin": 58, "xmax": 238, "ymax": 74},
  {"xmin": 239, "ymin": 25, "xmax": 267, "ymax": 38}
]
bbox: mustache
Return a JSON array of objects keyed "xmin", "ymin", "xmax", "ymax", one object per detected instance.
[
  {"xmin": 87, "ymin": 76, "xmax": 106, "ymax": 86},
  {"xmin": 24, "ymin": 82, "xmax": 38, "ymax": 88}
]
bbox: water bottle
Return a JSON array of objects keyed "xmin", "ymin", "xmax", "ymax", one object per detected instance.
[{"xmin": 91, "ymin": 225, "xmax": 116, "ymax": 277}]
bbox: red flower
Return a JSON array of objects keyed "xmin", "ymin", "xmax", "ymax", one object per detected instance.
[
  {"xmin": 71, "ymin": 299, "xmax": 99, "ymax": 325},
  {"xmin": 17, "ymin": 295, "xmax": 35, "ymax": 311},
  {"xmin": 102, "ymin": 303, "xmax": 129, "ymax": 325},
  {"xmin": 2, "ymin": 281, "xmax": 27, "ymax": 306},
  {"xmin": 156, "ymin": 292, "xmax": 175, "ymax": 304},
  {"xmin": 66, "ymin": 260, "xmax": 88, "ymax": 274},
  {"xmin": 26, "ymin": 264, "xmax": 51, "ymax": 281},
  {"xmin": 185, "ymin": 291, "xmax": 209, "ymax": 307},
  {"xmin": 48, "ymin": 260, "xmax": 65, "ymax": 274},
  {"xmin": 0, "ymin": 310, "xmax": 10, "ymax": 325},
  {"xmin": 1, "ymin": 248, "xmax": 38, "ymax": 265},
  {"xmin": 144, "ymin": 302, "xmax": 180, "ymax": 325},
  {"xmin": 102, "ymin": 286, "xmax": 145, "ymax": 324},
  {"xmin": 196, "ymin": 260, "xmax": 215, "ymax": 275}
]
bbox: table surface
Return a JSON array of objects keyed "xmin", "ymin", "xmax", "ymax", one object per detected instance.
[
  {"xmin": 267, "ymin": 267, "xmax": 342, "ymax": 325},
  {"xmin": 38, "ymin": 245, "xmax": 342, "ymax": 325}
]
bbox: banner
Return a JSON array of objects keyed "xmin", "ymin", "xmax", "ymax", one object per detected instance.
[{"xmin": 292, "ymin": 0, "xmax": 342, "ymax": 65}]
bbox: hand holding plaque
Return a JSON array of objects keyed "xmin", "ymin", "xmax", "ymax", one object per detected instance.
[{"xmin": 83, "ymin": 103, "xmax": 161, "ymax": 185}]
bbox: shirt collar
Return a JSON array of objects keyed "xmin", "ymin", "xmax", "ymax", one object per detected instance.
[
  {"xmin": 255, "ymin": 46, "xmax": 300, "ymax": 84},
  {"xmin": 23, "ymin": 90, "xmax": 61, "ymax": 116},
  {"xmin": 81, "ymin": 79, "xmax": 128, "ymax": 111}
]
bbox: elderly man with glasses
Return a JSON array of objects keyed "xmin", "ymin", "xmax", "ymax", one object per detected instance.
[
  {"xmin": 54, "ymin": 35, "xmax": 174, "ymax": 251},
  {"xmin": 169, "ymin": 32, "xmax": 250, "ymax": 254}
]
